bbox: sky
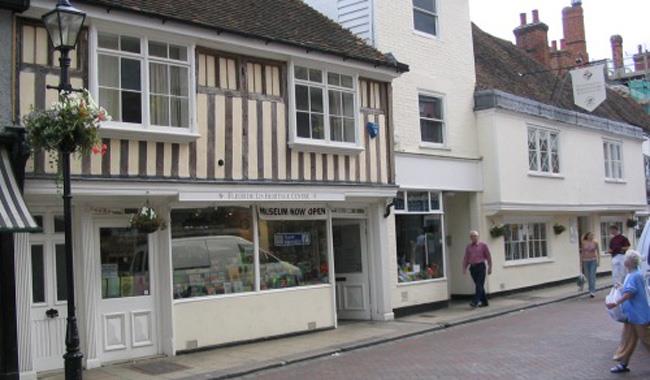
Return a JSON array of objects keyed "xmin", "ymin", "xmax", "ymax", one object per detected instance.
[{"xmin": 469, "ymin": 0, "xmax": 649, "ymax": 64}]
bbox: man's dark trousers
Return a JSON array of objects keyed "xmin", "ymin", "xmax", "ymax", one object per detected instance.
[{"xmin": 470, "ymin": 262, "xmax": 488, "ymax": 306}]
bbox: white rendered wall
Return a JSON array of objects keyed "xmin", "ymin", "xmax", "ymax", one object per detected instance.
[
  {"xmin": 173, "ymin": 286, "xmax": 334, "ymax": 350},
  {"xmin": 477, "ymin": 109, "xmax": 647, "ymax": 210}
]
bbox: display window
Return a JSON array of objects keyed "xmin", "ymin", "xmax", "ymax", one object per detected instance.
[{"xmin": 394, "ymin": 191, "xmax": 445, "ymax": 283}]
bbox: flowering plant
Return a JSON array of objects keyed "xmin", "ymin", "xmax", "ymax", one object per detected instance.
[
  {"xmin": 489, "ymin": 224, "xmax": 506, "ymax": 238},
  {"xmin": 23, "ymin": 90, "xmax": 109, "ymax": 155},
  {"xmin": 553, "ymin": 224, "xmax": 566, "ymax": 235},
  {"xmin": 130, "ymin": 205, "xmax": 167, "ymax": 234}
]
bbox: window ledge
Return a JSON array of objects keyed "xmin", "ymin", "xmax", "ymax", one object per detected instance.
[
  {"xmin": 99, "ymin": 123, "xmax": 200, "ymax": 143},
  {"xmin": 503, "ymin": 258, "xmax": 554, "ymax": 268},
  {"xmin": 396, "ymin": 277, "xmax": 447, "ymax": 287},
  {"xmin": 413, "ymin": 30, "xmax": 441, "ymax": 41},
  {"xmin": 528, "ymin": 172, "xmax": 565, "ymax": 180},
  {"xmin": 605, "ymin": 179, "xmax": 627, "ymax": 185},
  {"xmin": 289, "ymin": 140, "xmax": 364, "ymax": 155},
  {"xmin": 172, "ymin": 283, "xmax": 332, "ymax": 304},
  {"xmin": 419, "ymin": 142, "xmax": 450, "ymax": 151}
]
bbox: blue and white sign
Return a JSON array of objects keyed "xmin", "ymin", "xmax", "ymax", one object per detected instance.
[{"xmin": 274, "ymin": 232, "xmax": 311, "ymax": 247}]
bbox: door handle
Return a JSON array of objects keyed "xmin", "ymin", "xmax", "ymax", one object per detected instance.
[
  {"xmin": 45, "ymin": 308, "xmax": 59, "ymax": 319},
  {"xmin": 335, "ymin": 277, "xmax": 347, "ymax": 282}
]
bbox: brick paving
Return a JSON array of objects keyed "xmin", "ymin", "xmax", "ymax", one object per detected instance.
[{"xmin": 242, "ymin": 294, "xmax": 650, "ymax": 380}]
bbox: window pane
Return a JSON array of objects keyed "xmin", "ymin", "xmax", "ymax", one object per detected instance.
[
  {"xmin": 98, "ymin": 32, "xmax": 119, "ymax": 50},
  {"xmin": 330, "ymin": 117, "xmax": 343, "ymax": 142},
  {"xmin": 150, "ymin": 95, "xmax": 170, "ymax": 126},
  {"xmin": 309, "ymin": 69, "xmax": 322, "ymax": 83},
  {"xmin": 100, "ymin": 228, "xmax": 149, "ymax": 299},
  {"xmin": 122, "ymin": 91, "xmax": 142, "ymax": 123},
  {"xmin": 297, "ymin": 112, "xmax": 311, "ymax": 138},
  {"xmin": 419, "ymin": 96, "xmax": 442, "ymax": 119},
  {"xmin": 430, "ymin": 192, "xmax": 440, "ymax": 210},
  {"xmin": 342, "ymin": 92, "xmax": 355, "ymax": 117},
  {"xmin": 294, "ymin": 66, "xmax": 308, "ymax": 80},
  {"xmin": 99, "ymin": 88, "xmax": 120, "ymax": 121},
  {"xmin": 295, "ymin": 85, "xmax": 309, "ymax": 111},
  {"xmin": 333, "ymin": 223, "xmax": 363, "ymax": 274},
  {"xmin": 55, "ymin": 244, "xmax": 67, "ymax": 301},
  {"xmin": 98, "ymin": 54, "xmax": 119, "ymax": 87},
  {"xmin": 170, "ymin": 97, "xmax": 189, "ymax": 128},
  {"xmin": 54, "ymin": 215, "xmax": 65, "ymax": 233},
  {"xmin": 171, "ymin": 207, "xmax": 254, "ymax": 299},
  {"xmin": 149, "ymin": 63, "xmax": 169, "ymax": 94},
  {"xmin": 311, "ymin": 114, "xmax": 324, "ymax": 139},
  {"xmin": 169, "ymin": 45, "xmax": 187, "ymax": 61},
  {"xmin": 340, "ymin": 75, "xmax": 353, "ymax": 88},
  {"xmin": 343, "ymin": 118, "xmax": 355, "ymax": 143},
  {"xmin": 407, "ymin": 191, "xmax": 429, "ymax": 212},
  {"xmin": 394, "ymin": 191, "xmax": 405, "ymax": 210},
  {"xmin": 420, "ymin": 119, "xmax": 443, "ymax": 143},
  {"xmin": 120, "ymin": 36, "xmax": 140, "ymax": 53},
  {"xmin": 170, "ymin": 66, "xmax": 189, "ymax": 96},
  {"xmin": 148, "ymin": 41, "xmax": 167, "ymax": 58},
  {"xmin": 327, "ymin": 72, "xmax": 340, "ymax": 86},
  {"xmin": 310, "ymin": 87, "xmax": 323, "ymax": 113},
  {"xmin": 329, "ymin": 90, "xmax": 341, "ymax": 115},
  {"xmin": 414, "ymin": 9, "xmax": 437, "ymax": 35},
  {"xmin": 31, "ymin": 245, "xmax": 45, "ymax": 303},
  {"xmin": 413, "ymin": 0, "xmax": 436, "ymax": 12},
  {"xmin": 121, "ymin": 58, "xmax": 141, "ymax": 91},
  {"xmin": 396, "ymin": 214, "xmax": 444, "ymax": 282},
  {"xmin": 258, "ymin": 219, "xmax": 329, "ymax": 289}
]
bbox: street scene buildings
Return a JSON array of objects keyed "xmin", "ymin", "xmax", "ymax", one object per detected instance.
[{"xmin": 0, "ymin": 0, "xmax": 649, "ymax": 379}]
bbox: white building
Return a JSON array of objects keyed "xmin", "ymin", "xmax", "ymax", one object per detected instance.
[{"xmin": 304, "ymin": 0, "xmax": 482, "ymax": 313}]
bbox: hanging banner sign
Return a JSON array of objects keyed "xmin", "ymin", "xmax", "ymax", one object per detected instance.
[{"xmin": 570, "ymin": 63, "xmax": 607, "ymax": 112}]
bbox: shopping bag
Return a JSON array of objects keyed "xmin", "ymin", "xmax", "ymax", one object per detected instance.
[
  {"xmin": 605, "ymin": 287, "xmax": 626, "ymax": 323},
  {"xmin": 576, "ymin": 273, "xmax": 586, "ymax": 289}
]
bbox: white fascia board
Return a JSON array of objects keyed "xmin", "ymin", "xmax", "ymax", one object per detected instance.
[
  {"xmin": 28, "ymin": 0, "xmax": 401, "ymax": 81},
  {"xmin": 483, "ymin": 201, "xmax": 647, "ymax": 215}
]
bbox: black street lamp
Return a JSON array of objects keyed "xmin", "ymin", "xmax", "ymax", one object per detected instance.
[{"xmin": 41, "ymin": 1, "xmax": 86, "ymax": 379}]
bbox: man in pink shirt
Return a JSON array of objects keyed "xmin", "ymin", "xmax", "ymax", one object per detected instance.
[{"xmin": 463, "ymin": 231, "xmax": 493, "ymax": 308}]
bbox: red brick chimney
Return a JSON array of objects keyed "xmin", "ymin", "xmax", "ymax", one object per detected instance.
[
  {"xmin": 514, "ymin": 9, "xmax": 550, "ymax": 67},
  {"xmin": 610, "ymin": 35, "xmax": 624, "ymax": 74},
  {"xmin": 562, "ymin": 0, "xmax": 589, "ymax": 64},
  {"xmin": 633, "ymin": 45, "xmax": 650, "ymax": 72}
]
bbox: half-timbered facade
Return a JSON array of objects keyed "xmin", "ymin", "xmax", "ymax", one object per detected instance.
[{"xmin": 10, "ymin": 1, "xmax": 406, "ymax": 377}]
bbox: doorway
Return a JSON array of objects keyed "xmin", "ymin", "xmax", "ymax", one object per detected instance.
[
  {"xmin": 332, "ymin": 219, "xmax": 371, "ymax": 320},
  {"xmin": 95, "ymin": 222, "xmax": 158, "ymax": 363}
]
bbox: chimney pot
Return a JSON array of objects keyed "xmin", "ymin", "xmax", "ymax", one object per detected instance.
[
  {"xmin": 532, "ymin": 9, "xmax": 540, "ymax": 23},
  {"xmin": 560, "ymin": 39, "xmax": 567, "ymax": 49},
  {"xmin": 520, "ymin": 13, "xmax": 527, "ymax": 26},
  {"xmin": 639, "ymin": 45, "xmax": 644, "ymax": 54},
  {"xmin": 552, "ymin": 40, "xmax": 558, "ymax": 51}
]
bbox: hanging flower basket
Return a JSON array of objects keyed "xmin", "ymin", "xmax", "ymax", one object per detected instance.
[
  {"xmin": 489, "ymin": 224, "xmax": 506, "ymax": 238},
  {"xmin": 553, "ymin": 224, "xmax": 566, "ymax": 235},
  {"xmin": 23, "ymin": 89, "xmax": 109, "ymax": 155},
  {"xmin": 626, "ymin": 218, "xmax": 638, "ymax": 228},
  {"xmin": 130, "ymin": 206, "xmax": 167, "ymax": 234}
]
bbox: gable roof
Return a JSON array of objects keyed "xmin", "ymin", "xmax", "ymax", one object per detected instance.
[
  {"xmin": 78, "ymin": 0, "xmax": 408, "ymax": 72},
  {"xmin": 472, "ymin": 23, "xmax": 650, "ymax": 131}
]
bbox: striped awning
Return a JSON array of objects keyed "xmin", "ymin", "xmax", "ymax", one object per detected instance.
[{"xmin": 0, "ymin": 148, "xmax": 39, "ymax": 232}]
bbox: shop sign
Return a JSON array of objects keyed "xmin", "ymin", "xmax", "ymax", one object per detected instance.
[
  {"xmin": 570, "ymin": 63, "xmax": 606, "ymax": 112},
  {"xmin": 274, "ymin": 232, "xmax": 311, "ymax": 247},
  {"xmin": 179, "ymin": 191, "xmax": 345, "ymax": 202},
  {"xmin": 259, "ymin": 207, "xmax": 327, "ymax": 218}
]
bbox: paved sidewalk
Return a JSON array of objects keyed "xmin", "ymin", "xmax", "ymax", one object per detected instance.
[{"xmin": 39, "ymin": 277, "xmax": 611, "ymax": 380}]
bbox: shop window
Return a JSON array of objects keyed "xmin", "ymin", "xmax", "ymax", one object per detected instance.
[
  {"xmin": 396, "ymin": 214, "xmax": 444, "ymax": 282},
  {"xmin": 528, "ymin": 127, "xmax": 559, "ymax": 174},
  {"xmin": 258, "ymin": 219, "xmax": 329, "ymax": 289},
  {"xmin": 100, "ymin": 228, "xmax": 150, "ymax": 299},
  {"xmin": 504, "ymin": 223, "xmax": 548, "ymax": 261},
  {"xmin": 600, "ymin": 221, "xmax": 624, "ymax": 250},
  {"xmin": 393, "ymin": 190, "xmax": 441, "ymax": 213},
  {"xmin": 171, "ymin": 207, "xmax": 255, "ymax": 299}
]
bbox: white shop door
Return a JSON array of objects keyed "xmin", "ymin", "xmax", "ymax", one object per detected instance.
[
  {"xmin": 96, "ymin": 224, "xmax": 158, "ymax": 363},
  {"xmin": 30, "ymin": 240, "xmax": 68, "ymax": 372},
  {"xmin": 333, "ymin": 220, "xmax": 371, "ymax": 320}
]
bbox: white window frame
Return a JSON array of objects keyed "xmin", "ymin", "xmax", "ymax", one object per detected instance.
[
  {"xmin": 417, "ymin": 91, "xmax": 447, "ymax": 148},
  {"xmin": 89, "ymin": 23, "xmax": 199, "ymax": 143},
  {"xmin": 603, "ymin": 139, "xmax": 625, "ymax": 181},
  {"xmin": 503, "ymin": 221, "xmax": 550, "ymax": 263},
  {"xmin": 527, "ymin": 125, "xmax": 561, "ymax": 176},
  {"xmin": 412, "ymin": 0, "xmax": 439, "ymax": 38},
  {"xmin": 599, "ymin": 219, "xmax": 625, "ymax": 253},
  {"xmin": 288, "ymin": 60, "xmax": 363, "ymax": 155},
  {"xmin": 394, "ymin": 190, "xmax": 443, "ymax": 215}
]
